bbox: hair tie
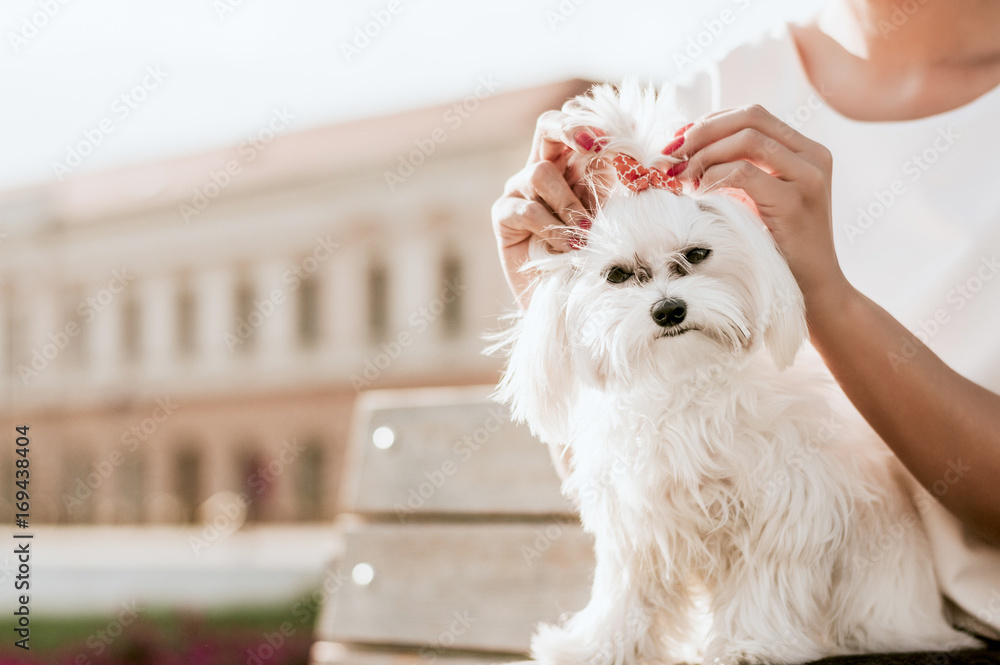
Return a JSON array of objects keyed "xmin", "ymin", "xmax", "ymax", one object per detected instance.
[{"xmin": 612, "ymin": 154, "xmax": 682, "ymax": 195}]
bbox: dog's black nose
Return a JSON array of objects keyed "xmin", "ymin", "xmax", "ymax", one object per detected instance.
[{"xmin": 651, "ymin": 298, "xmax": 686, "ymax": 327}]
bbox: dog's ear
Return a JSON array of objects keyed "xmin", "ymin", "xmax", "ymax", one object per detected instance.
[
  {"xmin": 492, "ymin": 260, "xmax": 577, "ymax": 445},
  {"xmin": 701, "ymin": 192, "xmax": 807, "ymax": 370},
  {"xmin": 750, "ymin": 221, "xmax": 807, "ymax": 371},
  {"xmin": 762, "ymin": 271, "xmax": 807, "ymax": 370}
]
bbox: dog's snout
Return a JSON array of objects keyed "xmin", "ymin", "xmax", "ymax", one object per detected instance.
[{"xmin": 651, "ymin": 298, "xmax": 687, "ymax": 327}]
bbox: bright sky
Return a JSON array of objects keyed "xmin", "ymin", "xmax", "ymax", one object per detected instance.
[{"xmin": 0, "ymin": 0, "xmax": 829, "ymax": 192}]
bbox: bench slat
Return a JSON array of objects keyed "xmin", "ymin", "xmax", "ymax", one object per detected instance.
[
  {"xmin": 309, "ymin": 642, "xmax": 528, "ymax": 665},
  {"xmin": 343, "ymin": 388, "xmax": 573, "ymax": 517},
  {"xmin": 316, "ymin": 522, "xmax": 594, "ymax": 653}
]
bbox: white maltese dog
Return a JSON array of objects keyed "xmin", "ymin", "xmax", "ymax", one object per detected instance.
[{"xmin": 493, "ymin": 82, "xmax": 980, "ymax": 665}]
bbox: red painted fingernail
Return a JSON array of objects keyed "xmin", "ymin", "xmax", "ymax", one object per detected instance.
[
  {"xmin": 579, "ymin": 217, "xmax": 592, "ymax": 230},
  {"xmin": 593, "ymin": 137, "xmax": 608, "ymax": 153},
  {"xmin": 662, "ymin": 136, "xmax": 685, "ymax": 155},
  {"xmin": 693, "ymin": 176, "xmax": 701, "ymax": 189},
  {"xmin": 674, "ymin": 123, "xmax": 694, "ymax": 137},
  {"xmin": 574, "ymin": 131, "xmax": 595, "ymax": 152},
  {"xmin": 569, "ymin": 237, "xmax": 581, "ymax": 250},
  {"xmin": 666, "ymin": 161, "xmax": 688, "ymax": 177}
]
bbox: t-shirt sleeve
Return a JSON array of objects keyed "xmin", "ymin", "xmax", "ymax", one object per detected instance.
[
  {"xmin": 671, "ymin": 67, "xmax": 719, "ymax": 122},
  {"xmin": 667, "ymin": 25, "xmax": 800, "ymax": 123}
]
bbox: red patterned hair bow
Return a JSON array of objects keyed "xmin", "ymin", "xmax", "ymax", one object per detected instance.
[{"xmin": 612, "ymin": 154, "xmax": 682, "ymax": 195}]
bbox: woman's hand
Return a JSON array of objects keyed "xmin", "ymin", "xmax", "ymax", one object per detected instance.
[
  {"xmin": 490, "ymin": 110, "xmax": 599, "ymax": 307},
  {"xmin": 673, "ymin": 105, "xmax": 849, "ymax": 309}
]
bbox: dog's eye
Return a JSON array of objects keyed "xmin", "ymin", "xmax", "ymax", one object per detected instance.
[
  {"xmin": 606, "ymin": 266, "xmax": 633, "ymax": 284},
  {"xmin": 685, "ymin": 247, "xmax": 711, "ymax": 264}
]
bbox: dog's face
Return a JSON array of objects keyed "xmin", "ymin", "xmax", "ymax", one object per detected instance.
[
  {"xmin": 566, "ymin": 189, "xmax": 805, "ymax": 387},
  {"xmin": 496, "ymin": 188, "xmax": 806, "ymax": 442}
]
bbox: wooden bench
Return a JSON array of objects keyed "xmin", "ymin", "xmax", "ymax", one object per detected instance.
[{"xmin": 310, "ymin": 387, "xmax": 595, "ymax": 665}]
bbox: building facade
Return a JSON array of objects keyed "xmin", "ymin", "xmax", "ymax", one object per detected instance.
[{"xmin": 0, "ymin": 80, "xmax": 589, "ymax": 526}]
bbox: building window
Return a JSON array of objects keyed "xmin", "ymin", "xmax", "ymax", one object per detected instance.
[
  {"xmin": 176, "ymin": 282, "xmax": 197, "ymax": 359},
  {"xmin": 175, "ymin": 448, "xmax": 201, "ymax": 524},
  {"xmin": 62, "ymin": 288, "xmax": 89, "ymax": 370},
  {"xmin": 61, "ymin": 453, "xmax": 95, "ymax": 524},
  {"xmin": 234, "ymin": 277, "xmax": 256, "ymax": 356},
  {"xmin": 0, "ymin": 454, "xmax": 12, "ymax": 524},
  {"xmin": 297, "ymin": 273, "xmax": 320, "ymax": 349},
  {"xmin": 297, "ymin": 441, "xmax": 323, "ymax": 521},
  {"xmin": 1, "ymin": 288, "xmax": 12, "ymax": 376},
  {"xmin": 367, "ymin": 260, "xmax": 388, "ymax": 343},
  {"xmin": 240, "ymin": 447, "xmax": 271, "ymax": 523},
  {"xmin": 440, "ymin": 254, "xmax": 463, "ymax": 339},
  {"xmin": 116, "ymin": 452, "xmax": 145, "ymax": 523},
  {"xmin": 121, "ymin": 289, "xmax": 141, "ymax": 364}
]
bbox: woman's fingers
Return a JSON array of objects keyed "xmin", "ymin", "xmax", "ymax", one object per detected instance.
[
  {"xmin": 495, "ymin": 160, "xmax": 588, "ymax": 254},
  {"xmin": 529, "ymin": 110, "xmax": 606, "ymax": 164},
  {"xmin": 675, "ymin": 104, "xmax": 814, "ymax": 159},
  {"xmin": 491, "ymin": 192, "xmax": 576, "ymax": 304},
  {"xmin": 519, "ymin": 160, "xmax": 590, "ymax": 225},
  {"xmin": 492, "ymin": 195, "xmax": 575, "ymax": 253},
  {"xmin": 673, "ymin": 104, "xmax": 831, "ymax": 212},
  {"xmin": 697, "ymin": 160, "xmax": 791, "ymax": 212},
  {"xmin": 683, "ymin": 127, "xmax": 803, "ymax": 185}
]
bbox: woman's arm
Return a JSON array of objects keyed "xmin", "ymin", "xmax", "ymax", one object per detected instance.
[
  {"xmin": 676, "ymin": 104, "xmax": 1000, "ymax": 545},
  {"xmin": 807, "ymin": 276, "xmax": 1000, "ymax": 545}
]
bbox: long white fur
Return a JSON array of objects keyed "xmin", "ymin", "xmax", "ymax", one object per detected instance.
[{"xmin": 492, "ymin": 81, "xmax": 980, "ymax": 665}]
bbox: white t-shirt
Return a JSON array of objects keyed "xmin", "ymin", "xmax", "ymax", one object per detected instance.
[{"xmin": 674, "ymin": 24, "xmax": 1000, "ymax": 637}]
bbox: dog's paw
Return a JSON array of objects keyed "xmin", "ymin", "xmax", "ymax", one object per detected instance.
[{"xmin": 704, "ymin": 651, "xmax": 761, "ymax": 665}]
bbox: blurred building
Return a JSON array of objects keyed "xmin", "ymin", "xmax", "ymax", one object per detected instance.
[{"xmin": 0, "ymin": 79, "xmax": 589, "ymax": 526}]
